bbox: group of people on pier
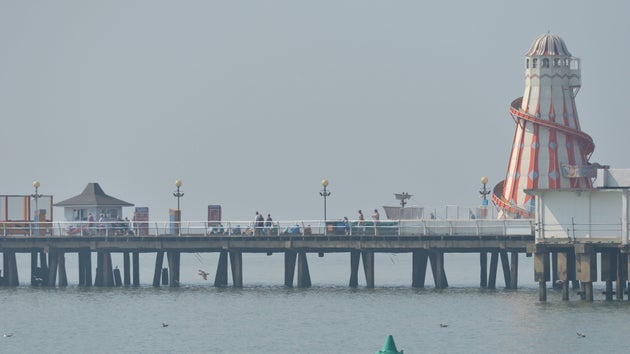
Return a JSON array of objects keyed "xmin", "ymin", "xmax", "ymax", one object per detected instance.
[
  {"xmin": 68, "ymin": 213, "xmax": 134, "ymax": 236},
  {"xmin": 205, "ymin": 208, "xmax": 382, "ymax": 237}
]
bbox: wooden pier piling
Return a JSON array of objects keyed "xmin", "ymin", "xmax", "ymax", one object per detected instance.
[
  {"xmin": 412, "ymin": 251, "xmax": 428, "ymax": 288},
  {"xmin": 284, "ymin": 251, "xmax": 297, "ymax": 287},
  {"xmin": 153, "ymin": 251, "xmax": 164, "ymax": 287},
  {"xmin": 132, "ymin": 252, "xmax": 140, "ymax": 286},
  {"xmin": 488, "ymin": 251, "xmax": 498, "ymax": 289},
  {"xmin": 123, "ymin": 252, "xmax": 130, "ymax": 286},
  {"xmin": 297, "ymin": 251, "xmax": 311, "ymax": 288},
  {"xmin": 57, "ymin": 252, "xmax": 68, "ymax": 287},
  {"xmin": 510, "ymin": 252, "xmax": 518, "ymax": 289},
  {"xmin": 167, "ymin": 251, "xmax": 180, "ymax": 288},
  {"xmin": 214, "ymin": 250, "xmax": 229, "ymax": 287},
  {"xmin": 229, "ymin": 251, "xmax": 242, "ymax": 288},
  {"xmin": 362, "ymin": 251, "xmax": 375, "ymax": 288},
  {"xmin": 480, "ymin": 252, "xmax": 488, "ymax": 288},
  {"xmin": 349, "ymin": 251, "xmax": 361, "ymax": 288}
]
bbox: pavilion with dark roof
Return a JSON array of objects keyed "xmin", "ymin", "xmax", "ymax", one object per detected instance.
[{"xmin": 54, "ymin": 183, "xmax": 134, "ymax": 222}]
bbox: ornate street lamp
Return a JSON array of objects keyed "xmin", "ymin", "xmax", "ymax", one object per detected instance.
[
  {"xmin": 173, "ymin": 180, "xmax": 184, "ymax": 210},
  {"xmin": 320, "ymin": 179, "xmax": 331, "ymax": 226},
  {"xmin": 31, "ymin": 180, "xmax": 42, "ymax": 219}
]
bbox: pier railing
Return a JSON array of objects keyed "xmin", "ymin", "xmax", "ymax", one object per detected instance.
[{"xmin": 1, "ymin": 219, "xmax": 536, "ymax": 238}]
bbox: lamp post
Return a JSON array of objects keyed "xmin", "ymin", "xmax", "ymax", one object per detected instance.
[
  {"xmin": 31, "ymin": 180, "xmax": 42, "ymax": 220},
  {"xmin": 173, "ymin": 180, "xmax": 184, "ymax": 210},
  {"xmin": 173, "ymin": 180, "xmax": 184, "ymax": 236},
  {"xmin": 479, "ymin": 176, "xmax": 490, "ymax": 219},
  {"xmin": 320, "ymin": 179, "xmax": 331, "ymax": 230}
]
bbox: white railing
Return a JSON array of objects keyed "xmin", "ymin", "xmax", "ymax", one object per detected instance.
[
  {"xmin": 0, "ymin": 219, "xmax": 535, "ymax": 238},
  {"xmin": 536, "ymin": 220, "xmax": 627, "ymax": 242}
]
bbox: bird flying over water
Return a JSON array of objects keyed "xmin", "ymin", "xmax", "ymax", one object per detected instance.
[
  {"xmin": 576, "ymin": 332, "xmax": 586, "ymax": 338},
  {"xmin": 198, "ymin": 269, "xmax": 209, "ymax": 280},
  {"xmin": 3, "ymin": 333, "xmax": 13, "ymax": 337},
  {"xmin": 440, "ymin": 324, "xmax": 448, "ymax": 328},
  {"xmin": 162, "ymin": 323, "xmax": 169, "ymax": 328}
]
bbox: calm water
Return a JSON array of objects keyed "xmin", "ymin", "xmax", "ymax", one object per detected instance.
[{"xmin": 1, "ymin": 252, "xmax": 629, "ymax": 353}]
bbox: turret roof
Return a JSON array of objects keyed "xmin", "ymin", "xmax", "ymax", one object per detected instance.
[{"xmin": 525, "ymin": 33, "xmax": 572, "ymax": 57}]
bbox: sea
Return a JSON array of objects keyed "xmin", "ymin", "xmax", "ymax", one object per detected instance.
[{"xmin": 1, "ymin": 251, "xmax": 629, "ymax": 354}]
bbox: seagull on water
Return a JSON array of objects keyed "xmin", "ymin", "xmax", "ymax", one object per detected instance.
[
  {"xmin": 3, "ymin": 333, "xmax": 13, "ymax": 337},
  {"xmin": 576, "ymin": 332, "xmax": 586, "ymax": 338},
  {"xmin": 440, "ymin": 324, "xmax": 448, "ymax": 328},
  {"xmin": 198, "ymin": 269, "xmax": 209, "ymax": 280}
]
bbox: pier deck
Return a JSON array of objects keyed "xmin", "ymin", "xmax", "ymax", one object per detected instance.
[{"xmin": 2, "ymin": 219, "xmax": 628, "ymax": 301}]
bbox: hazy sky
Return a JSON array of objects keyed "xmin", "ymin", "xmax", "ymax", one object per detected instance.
[{"xmin": 1, "ymin": 1, "xmax": 629, "ymax": 222}]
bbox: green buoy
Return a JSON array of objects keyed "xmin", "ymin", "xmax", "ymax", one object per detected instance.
[{"xmin": 376, "ymin": 335, "xmax": 403, "ymax": 354}]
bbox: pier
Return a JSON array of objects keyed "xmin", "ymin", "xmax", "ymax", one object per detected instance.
[
  {"xmin": 1, "ymin": 219, "xmax": 531, "ymax": 290},
  {"xmin": 3, "ymin": 219, "xmax": 630, "ymax": 302}
]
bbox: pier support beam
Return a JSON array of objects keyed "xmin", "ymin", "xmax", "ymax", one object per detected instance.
[
  {"xmin": 123, "ymin": 252, "xmax": 131, "ymax": 286},
  {"xmin": 429, "ymin": 251, "xmax": 447, "ymax": 289},
  {"xmin": 31, "ymin": 252, "xmax": 38, "ymax": 286},
  {"xmin": 47, "ymin": 250, "xmax": 58, "ymax": 287},
  {"xmin": 618, "ymin": 253, "xmax": 628, "ymax": 301},
  {"xmin": 534, "ymin": 250, "xmax": 549, "ymax": 301},
  {"xmin": 567, "ymin": 250, "xmax": 579, "ymax": 290},
  {"xmin": 153, "ymin": 251, "xmax": 165, "ymax": 287},
  {"xmin": 132, "ymin": 252, "xmax": 140, "ymax": 286},
  {"xmin": 509, "ymin": 252, "xmax": 518, "ymax": 289},
  {"xmin": 349, "ymin": 251, "xmax": 360, "ymax": 288},
  {"xmin": 362, "ymin": 251, "xmax": 375, "ymax": 288},
  {"xmin": 557, "ymin": 251, "xmax": 569, "ymax": 300},
  {"xmin": 3, "ymin": 251, "xmax": 19, "ymax": 286},
  {"xmin": 297, "ymin": 252, "xmax": 311, "ymax": 288},
  {"xmin": 575, "ymin": 244, "xmax": 596, "ymax": 302},
  {"xmin": 500, "ymin": 251, "xmax": 511, "ymax": 289},
  {"xmin": 31, "ymin": 252, "xmax": 47, "ymax": 286},
  {"xmin": 229, "ymin": 251, "xmax": 243, "ymax": 288},
  {"xmin": 284, "ymin": 251, "xmax": 297, "ymax": 287},
  {"xmin": 96, "ymin": 252, "xmax": 114, "ymax": 287},
  {"xmin": 488, "ymin": 251, "xmax": 499, "ymax": 289},
  {"xmin": 551, "ymin": 252, "xmax": 561, "ymax": 290},
  {"xmin": 412, "ymin": 251, "xmax": 428, "ymax": 288},
  {"xmin": 57, "ymin": 252, "xmax": 68, "ymax": 287},
  {"xmin": 214, "ymin": 251, "xmax": 229, "ymax": 287},
  {"xmin": 167, "ymin": 251, "xmax": 180, "ymax": 288},
  {"xmin": 480, "ymin": 252, "xmax": 488, "ymax": 288},
  {"xmin": 601, "ymin": 251, "xmax": 615, "ymax": 301}
]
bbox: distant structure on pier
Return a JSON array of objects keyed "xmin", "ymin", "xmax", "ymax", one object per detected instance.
[
  {"xmin": 54, "ymin": 182, "xmax": 133, "ymax": 221},
  {"xmin": 493, "ymin": 33, "xmax": 605, "ymax": 218},
  {"xmin": 383, "ymin": 192, "xmax": 423, "ymax": 220}
]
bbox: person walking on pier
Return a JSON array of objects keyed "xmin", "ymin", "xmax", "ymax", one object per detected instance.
[
  {"xmin": 87, "ymin": 212, "xmax": 95, "ymax": 236},
  {"xmin": 372, "ymin": 209, "xmax": 380, "ymax": 235},
  {"xmin": 358, "ymin": 210, "xmax": 365, "ymax": 235},
  {"xmin": 254, "ymin": 211, "xmax": 264, "ymax": 236},
  {"xmin": 343, "ymin": 217, "xmax": 351, "ymax": 236},
  {"xmin": 265, "ymin": 214, "xmax": 273, "ymax": 236}
]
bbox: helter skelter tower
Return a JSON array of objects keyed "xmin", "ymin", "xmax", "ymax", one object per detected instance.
[{"xmin": 492, "ymin": 33, "xmax": 596, "ymax": 218}]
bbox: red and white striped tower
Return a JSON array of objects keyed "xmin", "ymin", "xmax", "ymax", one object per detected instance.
[{"xmin": 493, "ymin": 33, "xmax": 595, "ymax": 218}]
